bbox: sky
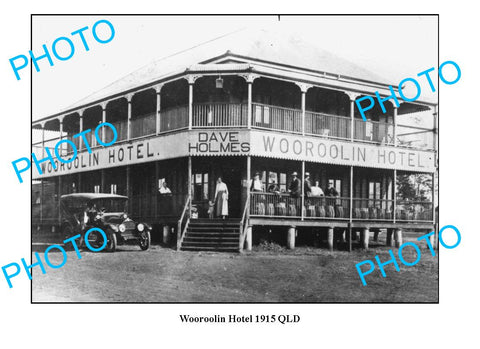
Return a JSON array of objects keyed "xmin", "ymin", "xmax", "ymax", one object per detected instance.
[{"xmin": 31, "ymin": 15, "xmax": 438, "ymax": 120}]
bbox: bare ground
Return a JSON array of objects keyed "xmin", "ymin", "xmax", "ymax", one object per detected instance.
[{"xmin": 31, "ymin": 235, "xmax": 438, "ymax": 303}]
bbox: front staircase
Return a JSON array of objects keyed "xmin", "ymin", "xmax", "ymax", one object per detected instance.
[{"xmin": 180, "ymin": 218, "xmax": 241, "ymax": 252}]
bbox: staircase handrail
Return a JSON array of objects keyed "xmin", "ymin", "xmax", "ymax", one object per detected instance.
[
  {"xmin": 176, "ymin": 195, "xmax": 191, "ymax": 250},
  {"xmin": 239, "ymin": 194, "xmax": 250, "ymax": 251}
]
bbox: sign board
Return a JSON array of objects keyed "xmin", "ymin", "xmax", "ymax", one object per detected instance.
[
  {"xmin": 34, "ymin": 132, "xmax": 189, "ymax": 179},
  {"xmin": 188, "ymin": 130, "xmax": 250, "ymax": 156},
  {"xmin": 249, "ymin": 130, "xmax": 435, "ymax": 172},
  {"xmin": 33, "ymin": 129, "xmax": 435, "ymax": 179}
]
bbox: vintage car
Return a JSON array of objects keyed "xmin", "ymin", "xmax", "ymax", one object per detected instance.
[{"xmin": 60, "ymin": 193, "xmax": 151, "ymax": 252}]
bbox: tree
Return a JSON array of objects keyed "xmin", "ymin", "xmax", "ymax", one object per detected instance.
[{"xmin": 397, "ymin": 173, "xmax": 432, "ymax": 201}]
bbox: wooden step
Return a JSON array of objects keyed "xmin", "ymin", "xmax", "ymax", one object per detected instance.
[
  {"xmin": 184, "ymin": 233, "xmax": 239, "ymax": 238},
  {"xmin": 186, "ymin": 230, "xmax": 240, "ymax": 236},
  {"xmin": 187, "ymin": 232, "xmax": 239, "ymax": 236},
  {"xmin": 181, "ymin": 246, "xmax": 239, "ymax": 252},
  {"xmin": 189, "ymin": 222, "xmax": 240, "ymax": 227},
  {"xmin": 187, "ymin": 226, "xmax": 239, "ymax": 231},
  {"xmin": 182, "ymin": 241, "xmax": 238, "ymax": 246},
  {"xmin": 184, "ymin": 237, "xmax": 239, "ymax": 242},
  {"xmin": 193, "ymin": 218, "xmax": 240, "ymax": 222},
  {"xmin": 180, "ymin": 219, "xmax": 241, "ymax": 252}
]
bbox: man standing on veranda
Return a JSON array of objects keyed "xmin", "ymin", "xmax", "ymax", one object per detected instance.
[{"xmin": 288, "ymin": 172, "xmax": 302, "ymax": 198}]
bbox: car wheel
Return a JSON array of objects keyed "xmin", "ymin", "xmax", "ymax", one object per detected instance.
[
  {"xmin": 85, "ymin": 228, "xmax": 107, "ymax": 251},
  {"xmin": 62, "ymin": 225, "xmax": 82, "ymax": 250},
  {"xmin": 106, "ymin": 231, "xmax": 117, "ymax": 252},
  {"xmin": 139, "ymin": 231, "xmax": 151, "ymax": 251}
]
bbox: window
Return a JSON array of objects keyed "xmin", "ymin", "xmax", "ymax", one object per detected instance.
[
  {"xmin": 203, "ymin": 173, "xmax": 208, "ymax": 199},
  {"xmin": 255, "ymin": 105, "xmax": 262, "ymax": 123},
  {"xmin": 263, "ymin": 106, "xmax": 270, "ymax": 124},
  {"xmin": 328, "ymin": 179, "xmax": 342, "ymax": 195},
  {"xmin": 261, "ymin": 170, "xmax": 266, "ymax": 187},
  {"xmin": 368, "ymin": 181, "xmax": 381, "ymax": 200},
  {"xmin": 192, "ymin": 173, "xmax": 208, "ymax": 201},
  {"xmin": 368, "ymin": 181, "xmax": 381, "ymax": 208},
  {"xmin": 110, "ymin": 184, "xmax": 117, "ymax": 194},
  {"xmin": 252, "ymin": 170, "xmax": 288, "ymax": 192},
  {"xmin": 254, "ymin": 105, "xmax": 270, "ymax": 125},
  {"xmin": 159, "ymin": 178, "xmax": 171, "ymax": 190},
  {"xmin": 94, "ymin": 185, "xmax": 100, "ymax": 193},
  {"xmin": 268, "ymin": 172, "xmax": 278, "ymax": 187},
  {"xmin": 365, "ymin": 122, "xmax": 373, "ymax": 140},
  {"xmin": 278, "ymin": 173, "xmax": 287, "ymax": 192}
]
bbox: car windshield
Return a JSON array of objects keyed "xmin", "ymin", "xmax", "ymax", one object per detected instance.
[
  {"xmin": 61, "ymin": 199, "xmax": 87, "ymax": 217},
  {"xmin": 90, "ymin": 198, "xmax": 128, "ymax": 213}
]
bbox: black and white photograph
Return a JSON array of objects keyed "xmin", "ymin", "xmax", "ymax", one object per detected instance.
[
  {"xmin": 30, "ymin": 15, "xmax": 439, "ymax": 303},
  {"xmin": 1, "ymin": 4, "xmax": 479, "ymax": 349}
]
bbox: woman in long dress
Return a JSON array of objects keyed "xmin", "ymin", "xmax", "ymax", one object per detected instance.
[{"xmin": 214, "ymin": 177, "xmax": 229, "ymax": 219}]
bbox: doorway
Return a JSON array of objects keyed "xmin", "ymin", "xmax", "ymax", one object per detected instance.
[
  {"xmin": 193, "ymin": 156, "xmax": 244, "ymax": 218},
  {"xmin": 218, "ymin": 161, "xmax": 242, "ymax": 218}
]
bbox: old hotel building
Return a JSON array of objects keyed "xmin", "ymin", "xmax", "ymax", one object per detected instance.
[{"xmin": 32, "ymin": 28, "xmax": 438, "ymax": 252}]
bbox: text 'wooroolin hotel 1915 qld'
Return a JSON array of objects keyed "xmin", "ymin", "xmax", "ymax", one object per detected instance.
[{"xmin": 32, "ymin": 28, "xmax": 438, "ymax": 252}]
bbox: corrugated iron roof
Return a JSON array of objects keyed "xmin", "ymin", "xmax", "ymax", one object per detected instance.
[{"xmin": 59, "ymin": 28, "xmax": 397, "ymax": 112}]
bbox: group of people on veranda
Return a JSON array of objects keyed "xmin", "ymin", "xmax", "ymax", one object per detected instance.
[
  {"xmin": 158, "ymin": 172, "xmax": 340, "ymax": 220},
  {"xmin": 250, "ymin": 171, "xmax": 339, "ymax": 199}
]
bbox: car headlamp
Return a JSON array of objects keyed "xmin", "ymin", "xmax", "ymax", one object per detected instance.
[
  {"xmin": 137, "ymin": 223, "xmax": 144, "ymax": 232},
  {"xmin": 119, "ymin": 224, "xmax": 126, "ymax": 233}
]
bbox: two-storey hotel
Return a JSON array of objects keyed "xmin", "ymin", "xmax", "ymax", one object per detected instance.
[{"xmin": 32, "ymin": 28, "xmax": 438, "ymax": 252}]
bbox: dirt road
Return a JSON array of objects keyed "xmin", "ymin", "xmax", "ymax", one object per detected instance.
[{"xmin": 32, "ymin": 240, "xmax": 438, "ymax": 302}]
